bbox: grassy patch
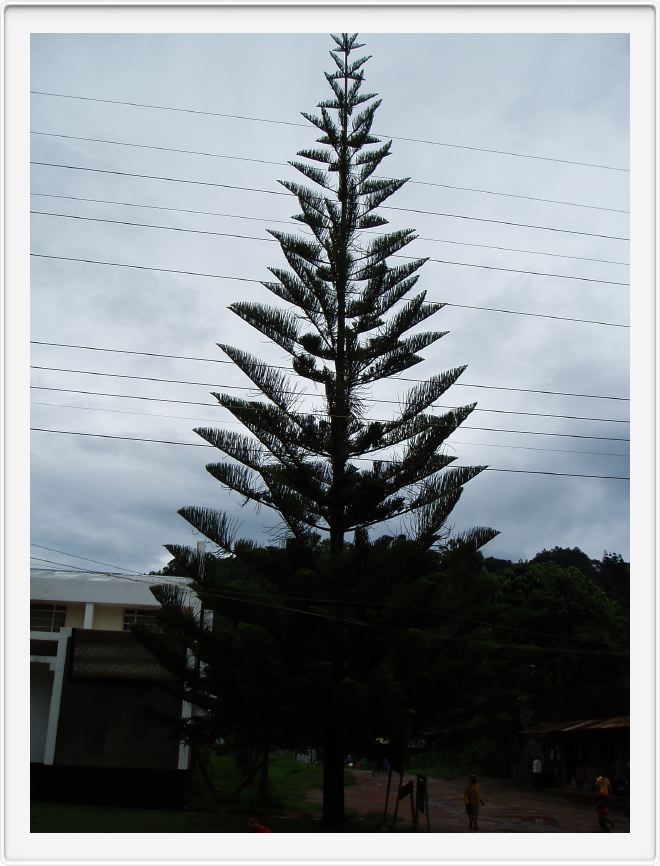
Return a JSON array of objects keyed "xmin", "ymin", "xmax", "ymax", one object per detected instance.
[
  {"xmin": 30, "ymin": 801, "xmax": 251, "ymax": 833},
  {"xmin": 407, "ymin": 759, "xmax": 466, "ymax": 781},
  {"xmin": 198, "ymin": 753, "xmax": 324, "ymax": 811},
  {"xmin": 31, "ymin": 801, "xmax": 386, "ymax": 834},
  {"xmin": 196, "ymin": 753, "xmax": 354, "ymax": 811},
  {"xmin": 31, "ymin": 755, "xmax": 363, "ymax": 833}
]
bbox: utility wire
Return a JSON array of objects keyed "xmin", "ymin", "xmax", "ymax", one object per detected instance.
[
  {"xmin": 30, "ymin": 193, "xmax": 631, "ymax": 266},
  {"xmin": 30, "ymin": 131, "xmax": 630, "ymax": 213},
  {"xmin": 30, "ymin": 550, "xmax": 624, "ymax": 650},
  {"xmin": 31, "ymin": 400, "xmax": 629, "ymax": 458},
  {"xmin": 30, "ymin": 162, "xmax": 630, "ymax": 241},
  {"xmin": 156, "ymin": 586, "xmax": 631, "ymax": 653},
  {"xmin": 30, "ymin": 360, "xmax": 629, "ymax": 403},
  {"xmin": 31, "ymin": 210, "xmax": 630, "ymax": 287},
  {"xmin": 29, "ymin": 254, "xmax": 630, "ymax": 329},
  {"xmin": 57, "ymin": 567, "xmax": 626, "ymax": 655},
  {"xmin": 29, "ymin": 366, "xmax": 630, "ymax": 441},
  {"xmin": 28, "ymin": 346, "xmax": 629, "ymax": 423},
  {"xmin": 30, "ymin": 427, "xmax": 631, "ymax": 479},
  {"xmin": 30, "ymin": 387, "xmax": 631, "ymax": 428},
  {"xmin": 29, "ymin": 91, "xmax": 630, "ymax": 172},
  {"xmin": 186, "ymin": 583, "xmax": 628, "ymax": 650},
  {"xmin": 30, "ymin": 555, "xmax": 129, "ymax": 575},
  {"xmin": 30, "ymin": 542, "xmax": 141, "ymax": 574},
  {"xmin": 29, "ymin": 392, "xmax": 630, "ymax": 442},
  {"xmin": 30, "ymin": 554, "xmax": 629, "ymax": 652},
  {"xmin": 31, "ymin": 555, "xmax": 103, "ymax": 573}
]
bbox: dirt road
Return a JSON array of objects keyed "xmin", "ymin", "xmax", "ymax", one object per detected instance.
[{"xmin": 305, "ymin": 770, "xmax": 629, "ymax": 833}]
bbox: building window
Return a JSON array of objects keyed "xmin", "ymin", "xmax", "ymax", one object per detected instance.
[
  {"xmin": 122, "ymin": 608, "xmax": 158, "ymax": 631},
  {"xmin": 31, "ymin": 604, "xmax": 67, "ymax": 633}
]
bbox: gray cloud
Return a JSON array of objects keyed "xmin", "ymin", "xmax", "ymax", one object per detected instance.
[{"xmin": 29, "ymin": 32, "xmax": 630, "ymax": 572}]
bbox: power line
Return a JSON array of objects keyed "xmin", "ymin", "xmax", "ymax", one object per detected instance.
[
  {"xmin": 30, "ymin": 131, "xmax": 629, "ymax": 214},
  {"xmin": 30, "ymin": 193, "xmax": 631, "ymax": 266},
  {"xmin": 383, "ymin": 203, "xmax": 629, "ymax": 241},
  {"xmin": 30, "ymin": 553, "xmax": 628, "ymax": 653},
  {"xmin": 163, "ymin": 587, "xmax": 631, "ymax": 653},
  {"xmin": 430, "ymin": 301, "xmax": 626, "ymax": 329},
  {"xmin": 29, "ymin": 343, "xmax": 630, "ymax": 422},
  {"xmin": 28, "ymin": 376, "xmax": 629, "ymax": 440},
  {"xmin": 30, "ymin": 161, "xmax": 630, "ymax": 240},
  {"xmin": 31, "ymin": 210, "xmax": 630, "ymax": 287},
  {"xmin": 30, "ymin": 542, "xmax": 141, "ymax": 574},
  {"xmin": 208, "ymin": 583, "xmax": 627, "ymax": 649},
  {"xmin": 78, "ymin": 569, "xmax": 627, "ymax": 654},
  {"xmin": 31, "ymin": 192, "xmax": 308, "ymax": 229},
  {"xmin": 29, "ymin": 254, "xmax": 630, "ymax": 329},
  {"xmin": 31, "ymin": 160, "xmax": 290, "ymax": 196},
  {"xmin": 30, "ymin": 555, "xmax": 129, "ymax": 575},
  {"xmin": 30, "ymin": 360, "xmax": 629, "ymax": 403},
  {"xmin": 30, "ymin": 400, "xmax": 629, "ymax": 458},
  {"xmin": 29, "ymin": 90, "xmax": 630, "ymax": 172},
  {"xmin": 30, "ymin": 428, "xmax": 630, "ymax": 479},
  {"xmin": 30, "ymin": 387, "xmax": 630, "ymax": 428},
  {"xmin": 31, "ymin": 555, "xmax": 100, "ymax": 572},
  {"xmin": 31, "ymin": 252, "xmax": 259, "ymax": 284}
]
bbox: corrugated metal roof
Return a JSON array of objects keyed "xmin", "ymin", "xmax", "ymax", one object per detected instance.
[
  {"xmin": 588, "ymin": 716, "xmax": 629, "ymax": 730},
  {"xmin": 521, "ymin": 716, "xmax": 629, "ymax": 734}
]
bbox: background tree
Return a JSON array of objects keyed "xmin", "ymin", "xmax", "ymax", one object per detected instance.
[
  {"xmin": 489, "ymin": 559, "xmax": 629, "ymax": 724},
  {"xmin": 530, "ymin": 546, "xmax": 598, "ymax": 579},
  {"xmin": 154, "ymin": 32, "xmax": 497, "ymax": 824}
]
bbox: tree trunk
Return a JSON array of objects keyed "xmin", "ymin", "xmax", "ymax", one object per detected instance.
[
  {"xmin": 258, "ymin": 745, "xmax": 270, "ymax": 805},
  {"xmin": 322, "ymin": 729, "xmax": 345, "ymax": 825}
]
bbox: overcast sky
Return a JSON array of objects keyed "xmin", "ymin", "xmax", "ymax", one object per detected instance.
[{"xmin": 29, "ymin": 32, "xmax": 630, "ymax": 574}]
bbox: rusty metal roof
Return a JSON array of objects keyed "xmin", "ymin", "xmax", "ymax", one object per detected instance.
[{"xmin": 521, "ymin": 716, "xmax": 629, "ymax": 734}]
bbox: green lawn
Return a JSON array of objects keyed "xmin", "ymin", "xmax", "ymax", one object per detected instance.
[
  {"xmin": 30, "ymin": 800, "xmax": 383, "ymax": 833},
  {"xmin": 30, "ymin": 799, "xmax": 338, "ymax": 833},
  {"xmin": 202, "ymin": 752, "xmax": 328, "ymax": 810},
  {"xmin": 31, "ymin": 755, "xmax": 368, "ymax": 833}
]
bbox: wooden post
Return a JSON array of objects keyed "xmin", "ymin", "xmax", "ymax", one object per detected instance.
[
  {"xmin": 382, "ymin": 765, "xmax": 393, "ymax": 826},
  {"xmin": 392, "ymin": 772, "xmax": 403, "ymax": 828}
]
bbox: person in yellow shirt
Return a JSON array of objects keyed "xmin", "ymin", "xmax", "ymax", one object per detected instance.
[
  {"xmin": 463, "ymin": 775, "xmax": 485, "ymax": 831},
  {"xmin": 595, "ymin": 774, "xmax": 612, "ymax": 797}
]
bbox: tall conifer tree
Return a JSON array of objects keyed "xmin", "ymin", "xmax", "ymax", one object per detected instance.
[{"xmin": 159, "ymin": 33, "xmax": 497, "ymax": 823}]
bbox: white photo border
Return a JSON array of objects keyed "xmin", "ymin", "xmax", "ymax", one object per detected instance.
[{"xmin": 2, "ymin": 2, "xmax": 656, "ymax": 863}]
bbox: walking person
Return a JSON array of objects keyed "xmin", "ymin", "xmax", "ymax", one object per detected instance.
[
  {"xmin": 595, "ymin": 772, "xmax": 612, "ymax": 798},
  {"xmin": 531, "ymin": 756, "xmax": 543, "ymax": 787},
  {"xmin": 596, "ymin": 795, "xmax": 614, "ymax": 832},
  {"xmin": 463, "ymin": 775, "xmax": 485, "ymax": 831}
]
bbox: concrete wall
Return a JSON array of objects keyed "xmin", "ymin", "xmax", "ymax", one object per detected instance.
[
  {"xmin": 54, "ymin": 677, "xmax": 181, "ymax": 769},
  {"xmin": 30, "ymin": 662, "xmax": 53, "ymax": 762},
  {"xmin": 64, "ymin": 603, "xmax": 85, "ymax": 629},
  {"xmin": 92, "ymin": 604, "xmax": 124, "ymax": 631}
]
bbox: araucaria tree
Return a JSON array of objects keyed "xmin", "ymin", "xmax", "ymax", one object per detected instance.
[{"xmin": 158, "ymin": 33, "xmax": 497, "ymax": 823}]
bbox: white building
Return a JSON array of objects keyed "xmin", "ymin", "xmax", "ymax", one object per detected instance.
[{"xmin": 31, "ymin": 569, "xmax": 193, "ymax": 806}]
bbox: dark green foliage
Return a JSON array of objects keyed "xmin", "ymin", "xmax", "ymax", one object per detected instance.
[
  {"xmin": 596, "ymin": 551, "xmax": 629, "ymax": 610},
  {"xmin": 491, "ymin": 559, "xmax": 629, "ymax": 723},
  {"xmin": 178, "ymin": 32, "xmax": 495, "ymax": 559},
  {"xmin": 153, "ymin": 33, "xmax": 498, "ymax": 824},
  {"xmin": 144, "ymin": 537, "xmax": 503, "ymax": 755},
  {"xmin": 528, "ymin": 546, "xmax": 630, "ymax": 611},
  {"xmin": 483, "ymin": 556, "xmax": 514, "ymax": 573},
  {"xmin": 531, "ymin": 546, "xmax": 599, "ymax": 579}
]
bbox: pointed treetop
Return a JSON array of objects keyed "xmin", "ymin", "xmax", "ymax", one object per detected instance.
[{"xmin": 331, "ymin": 33, "xmax": 365, "ymax": 52}]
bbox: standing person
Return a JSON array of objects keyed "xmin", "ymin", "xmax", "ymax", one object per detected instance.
[
  {"xmin": 596, "ymin": 795, "xmax": 614, "ymax": 832},
  {"xmin": 463, "ymin": 775, "xmax": 485, "ymax": 831},
  {"xmin": 532, "ymin": 756, "xmax": 543, "ymax": 787},
  {"xmin": 595, "ymin": 773, "xmax": 612, "ymax": 798}
]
